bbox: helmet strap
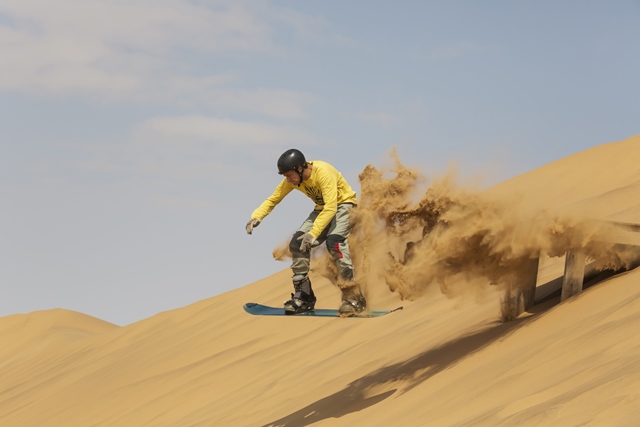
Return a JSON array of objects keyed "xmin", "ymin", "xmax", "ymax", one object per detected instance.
[{"xmin": 296, "ymin": 164, "xmax": 306, "ymax": 186}]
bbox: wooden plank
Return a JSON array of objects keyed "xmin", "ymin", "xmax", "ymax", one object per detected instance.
[
  {"xmin": 598, "ymin": 220, "xmax": 640, "ymax": 246},
  {"xmin": 531, "ymin": 221, "xmax": 639, "ymax": 306},
  {"xmin": 561, "ymin": 251, "xmax": 586, "ymax": 301}
]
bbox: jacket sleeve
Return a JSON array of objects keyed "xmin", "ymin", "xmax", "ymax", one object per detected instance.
[
  {"xmin": 250, "ymin": 180, "xmax": 293, "ymax": 221},
  {"xmin": 309, "ymin": 168, "xmax": 338, "ymax": 238}
]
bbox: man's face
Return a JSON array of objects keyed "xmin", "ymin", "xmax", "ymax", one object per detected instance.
[{"xmin": 282, "ymin": 169, "xmax": 300, "ymax": 185}]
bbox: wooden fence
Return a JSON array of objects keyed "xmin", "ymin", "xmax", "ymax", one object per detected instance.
[{"xmin": 503, "ymin": 221, "xmax": 640, "ymax": 321}]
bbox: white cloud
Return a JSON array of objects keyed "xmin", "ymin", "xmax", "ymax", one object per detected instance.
[
  {"xmin": 120, "ymin": 115, "xmax": 316, "ymax": 180},
  {"xmin": 204, "ymin": 89, "xmax": 315, "ymax": 120},
  {"xmin": 1, "ymin": 0, "xmax": 276, "ymax": 57},
  {"xmin": 120, "ymin": 115, "xmax": 317, "ymax": 183},
  {"xmin": 0, "ymin": 0, "xmax": 310, "ymax": 104},
  {"xmin": 135, "ymin": 115, "xmax": 316, "ymax": 147},
  {"xmin": 27, "ymin": 115, "xmax": 317, "ymax": 185}
]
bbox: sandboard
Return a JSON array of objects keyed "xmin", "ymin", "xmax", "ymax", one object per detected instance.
[{"xmin": 243, "ymin": 302, "xmax": 403, "ymax": 318}]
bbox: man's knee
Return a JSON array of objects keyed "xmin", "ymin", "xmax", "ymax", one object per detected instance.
[
  {"xmin": 326, "ymin": 234, "xmax": 346, "ymax": 258},
  {"xmin": 340, "ymin": 266, "xmax": 354, "ymax": 281}
]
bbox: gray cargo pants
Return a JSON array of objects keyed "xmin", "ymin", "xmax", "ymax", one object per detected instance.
[{"xmin": 289, "ymin": 203, "xmax": 355, "ymax": 282}]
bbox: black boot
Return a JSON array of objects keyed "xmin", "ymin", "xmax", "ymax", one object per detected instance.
[{"xmin": 284, "ymin": 275, "xmax": 316, "ymax": 314}]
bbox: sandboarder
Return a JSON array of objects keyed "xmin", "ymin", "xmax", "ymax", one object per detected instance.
[{"xmin": 245, "ymin": 149, "xmax": 366, "ymax": 316}]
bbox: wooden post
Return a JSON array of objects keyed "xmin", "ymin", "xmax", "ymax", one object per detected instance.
[
  {"xmin": 501, "ymin": 255, "xmax": 540, "ymax": 321},
  {"xmin": 520, "ymin": 256, "xmax": 540, "ymax": 310},
  {"xmin": 561, "ymin": 251, "xmax": 586, "ymax": 301}
]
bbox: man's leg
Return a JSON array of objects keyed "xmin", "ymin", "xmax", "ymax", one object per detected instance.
[
  {"xmin": 324, "ymin": 204, "xmax": 366, "ymax": 315},
  {"xmin": 284, "ymin": 211, "xmax": 319, "ymax": 314},
  {"xmin": 325, "ymin": 205, "xmax": 355, "ymax": 283}
]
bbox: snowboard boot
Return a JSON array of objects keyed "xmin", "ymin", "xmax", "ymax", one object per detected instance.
[
  {"xmin": 284, "ymin": 275, "xmax": 316, "ymax": 315},
  {"xmin": 338, "ymin": 285, "xmax": 366, "ymax": 317}
]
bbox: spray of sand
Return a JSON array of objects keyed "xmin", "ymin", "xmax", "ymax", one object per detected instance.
[{"xmin": 349, "ymin": 151, "xmax": 640, "ymax": 304}]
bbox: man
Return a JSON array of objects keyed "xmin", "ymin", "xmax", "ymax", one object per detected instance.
[{"xmin": 245, "ymin": 148, "xmax": 366, "ymax": 316}]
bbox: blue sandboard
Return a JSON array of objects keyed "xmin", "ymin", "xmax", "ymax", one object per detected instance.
[{"xmin": 243, "ymin": 302, "xmax": 403, "ymax": 318}]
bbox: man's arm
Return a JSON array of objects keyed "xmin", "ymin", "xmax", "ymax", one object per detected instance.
[{"xmin": 246, "ymin": 180, "xmax": 293, "ymax": 234}]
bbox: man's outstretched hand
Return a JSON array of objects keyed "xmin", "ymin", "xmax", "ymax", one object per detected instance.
[
  {"xmin": 245, "ymin": 218, "xmax": 261, "ymax": 235},
  {"xmin": 297, "ymin": 232, "xmax": 316, "ymax": 252}
]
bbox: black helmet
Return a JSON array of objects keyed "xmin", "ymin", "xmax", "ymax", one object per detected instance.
[{"xmin": 277, "ymin": 149, "xmax": 307, "ymax": 174}]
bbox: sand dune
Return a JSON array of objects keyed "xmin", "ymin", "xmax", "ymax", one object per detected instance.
[{"xmin": 1, "ymin": 135, "xmax": 639, "ymax": 426}]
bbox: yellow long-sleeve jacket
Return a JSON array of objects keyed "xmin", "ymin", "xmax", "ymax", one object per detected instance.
[{"xmin": 251, "ymin": 161, "xmax": 357, "ymax": 238}]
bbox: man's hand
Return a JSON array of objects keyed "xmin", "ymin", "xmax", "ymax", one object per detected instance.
[
  {"xmin": 297, "ymin": 232, "xmax": 316, "ymax": 252},
  {"xmin": 245, "ymin": 218, "xmax": 261, "ymax": 235}
]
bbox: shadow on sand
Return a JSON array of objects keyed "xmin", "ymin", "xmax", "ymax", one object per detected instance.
[{"xmin": 262, "ymin": 314, "xmax": 532, "ymax": 427}]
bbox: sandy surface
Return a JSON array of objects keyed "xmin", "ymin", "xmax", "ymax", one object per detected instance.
[{"xmin": 1, "ymin": 135, "xmax": 640, "ymax": 426}]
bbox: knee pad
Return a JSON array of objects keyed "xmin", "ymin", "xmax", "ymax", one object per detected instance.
[
  {"xmin": 292, "ymin": 274, "xmax": 308, "ymax": 285},
  {"xmin": 340, "ymin": 267, "xmax": 354, "ymax": 282}
]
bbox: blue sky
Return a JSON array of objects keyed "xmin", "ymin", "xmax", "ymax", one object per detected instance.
[{"xmin": 1, "ymin": 1, "xmax": 639, "ymax": 325}]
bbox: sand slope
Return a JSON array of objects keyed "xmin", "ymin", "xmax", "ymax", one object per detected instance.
[{"xmin": 1, "ymin": 135, "xmax": 639, "ymax": 426}]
